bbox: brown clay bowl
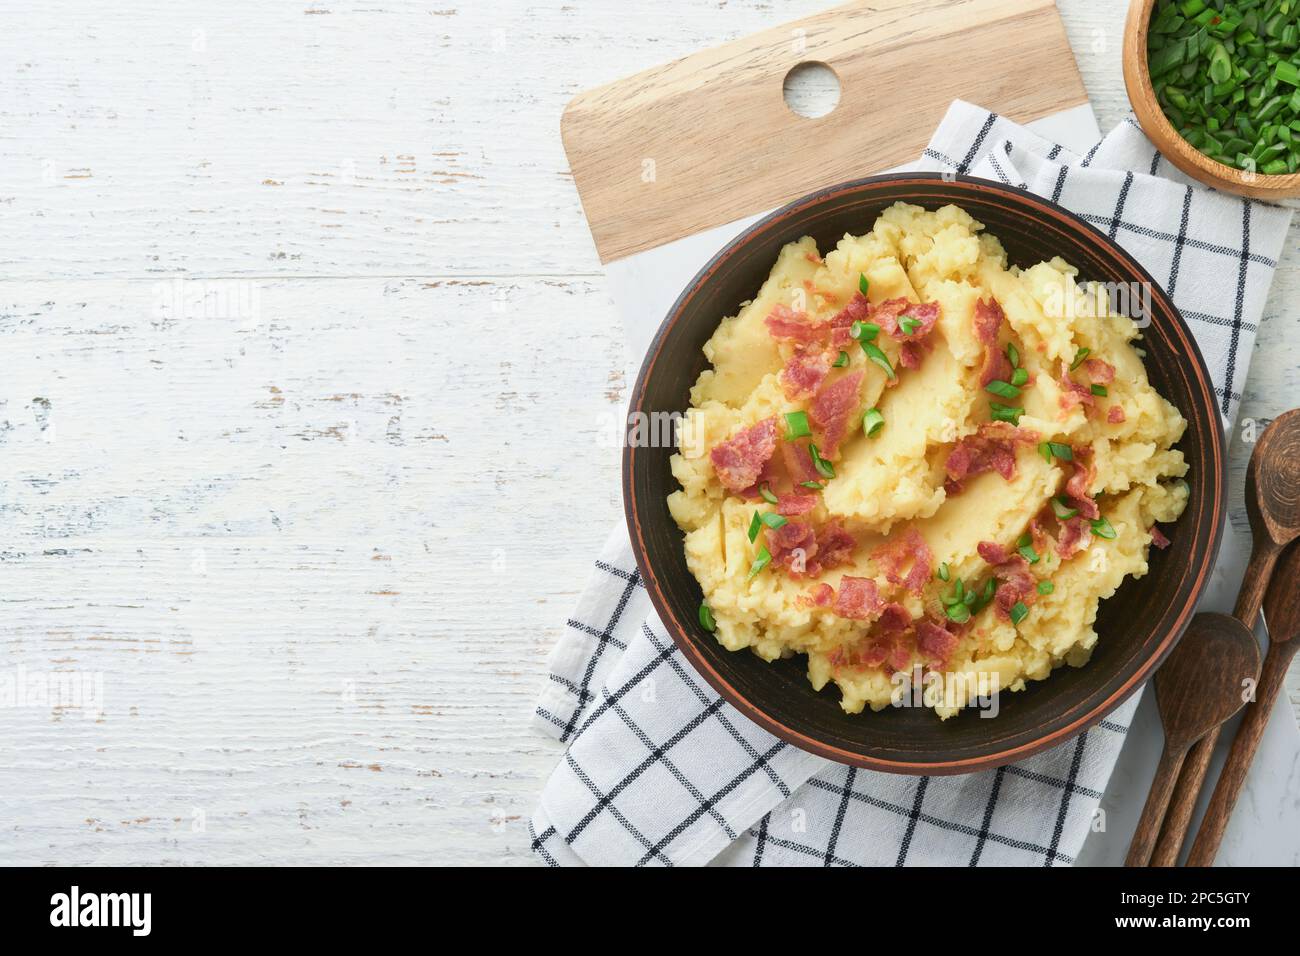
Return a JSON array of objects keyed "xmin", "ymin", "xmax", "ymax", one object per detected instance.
[
  {"xmin": 623, "ymin": 173, "xmax": 1226, "ymax": 775},
  {"xmin": 1123, "ymin": 0, "xmax": 1300, "ymax": 200}
]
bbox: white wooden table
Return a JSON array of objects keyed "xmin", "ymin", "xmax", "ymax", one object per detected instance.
[{"xmin": 0, "ymin": 0, "xmax": 1295, "ymax": 866}]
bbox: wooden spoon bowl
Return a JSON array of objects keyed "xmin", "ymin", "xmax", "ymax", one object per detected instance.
[{"xmin": 1123, "ymin": 0, "xmax": 1300, "ymax": 200}]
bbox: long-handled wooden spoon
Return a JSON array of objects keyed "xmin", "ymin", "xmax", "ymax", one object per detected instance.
[
  {"xmin": 1184, "ymin": 539, "xmax": 1300, "ymax": 866},
  {"xmin": 1152, "ymin": 409, "xmax": 1300, "ymax": 865},
  {"xmin": 1124, "ymin": 612, "xmax": 1260, "ymax": 866}
]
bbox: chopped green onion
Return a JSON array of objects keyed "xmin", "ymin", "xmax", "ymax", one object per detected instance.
[
  {"xmin": 1050, "ymin": 496, "xmax": 1079, "ymax": 520},
  {"xmin": 759, "ymin": 483, "xmax": 779, "ymax": 505},
  {"xmin": 938, "ymin": 562, "xmax": 950, "ymax": 582},
  {"xmin": 809, "ymin": 443, "xmax": 835, "ymax": 480},
  {"xmin": 989, "ymin": 402, "xmax": 1024, "ymax": 425},
  {"xmin": 784, "ymin": 411, "xmax": 811, "ymax": 440},
  {"xmin": 1070, "ymin": 347, "xmax": 1091, "ymax": 371},
  {"xmin": 970, "ymin": 578, "xmax": 997, "ymax": 614},
  {"xmin": 986, "ymin": 379, "xmax": 1022, "ymax": 400},
  {"xmin": 899, "ymin": 316, "xmax": 922, "ymax": 335},
  {"xmin": 863, "ymin": 407, "xmax": 885, "ymax": 437},
  {"xmin": 1276, "ymin": 60, "xmax": 1300, "ymax": 88},
  {"xmin": 859, "ymin": 273, "xmax": 869, "ymax": 296},
  {"xmin": 1007, "ymin": 342, "xmax": 1020, "ymax": 369},
  {"xmin": 1010, "ymin": 367, "xmax": 1029, "ymax": 387},
  {"xmin": 800, "ymin": 480, "xmax": 824, "ymax": 490},
  {"xmin": 699, "ymin": 602, "xmax": 716, "ymax": 632},
  {"xmin": 1048, "ymin": 442, "xmax": 1073, "ymax": 461},
  {"xmin": 1017, "ymin": 533, "xmax": 1040, "ymax": 565},
  {"xmin": 747, "ymin": 511, "xmax": 762, "ymax": 542},
  {"xmin": 759, "ymin": 512, "xmax": 787, "ymax": 531},
  {"xmin": 1090, "ymin": 516, "xmax": 1117, "ymax": 540},
  {"xmin": 944, "ymin": 579, "xmax": 966, "ymax": 607},
  {"xmin": 851, "ymin": 320, "xmax": 880, "ymax": 342},
  {"xmin": 747, "ymin": 546, "xmax": 771, "ymax": 581},
  {"xmin": 832, "ymin": 350, "xmax": 849, "ymax": 368},
  {"xmin": 1039, "ymin": 441, "xmax": 1053, "ymax": 463},
  {"xmin": 861, "ymin": 340, "xmax": 896, "ymax": 379},
  {"xmin": 946, "ymin": 602, "xmax": 971, "ymax": 624},
  {"xmin": 1009, "ymin": 601, "xmax": 1029, "ymax": 626},
  {"xmin": 1091, "ymin": 383, "xmax": 1108, "ymax": 397},
  {"xmin": 1037, "ymin": 580, "xmax": 1054, "ymax": 595}
]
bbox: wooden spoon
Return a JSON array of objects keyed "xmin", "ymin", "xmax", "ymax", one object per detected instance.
[
  {"xmin": 1124, "ymin": 613, "xmax": 1260, "ymax": 867},
  {"xmin": 1184, "ymin": 540, "xmax": 1300, "ymax": 866},
  {"xmin": 1152, "ymin": 408, "xmax": 1300, "ymax": 865}
]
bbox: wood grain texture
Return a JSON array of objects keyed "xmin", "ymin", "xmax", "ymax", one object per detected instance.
[
  {"xmin": 563, "ymin": 0, "xmax": 1089, "ymax": 262},
  {"xmin": 0, "ymin": 0, "xmax": 1296, "ymax": 866}
]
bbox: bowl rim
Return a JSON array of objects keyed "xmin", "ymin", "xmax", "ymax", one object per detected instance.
[
  {"xmin": 622, "ymin": 171, "xmax": 1226, "ymax": 774},
  {"xmin": 1122, "ymin": 0, "xmax": 1300, "ymax": 197}
]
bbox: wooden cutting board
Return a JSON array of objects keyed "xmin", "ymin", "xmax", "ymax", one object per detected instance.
[{"xmin": 562, "ymin": 0, "xmax": 1091, "ymax": 265}]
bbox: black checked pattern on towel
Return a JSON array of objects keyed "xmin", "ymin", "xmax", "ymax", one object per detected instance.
[
  {"xmin": 531, "ymin": 101, "xmax": 1291, "ymax": 867},
  {"xmin": 532, "ymin": 538, "xmax": 1132, "ymax": 868}
]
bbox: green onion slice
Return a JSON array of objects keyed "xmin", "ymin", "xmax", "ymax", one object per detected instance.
[
  {"xmin": 699, "ymin": 602, "xmax": 717, "ymax": 632},
  {"xmin": 851, "ymin": 320, "xmax": 880, "ymax": 342},
  {"xmin": 938, "ymin": 562, "xmax": 950, "ymax": 582},
  {"xmin": 859, "ymin": 273, "xmax": 869, "ymax": 296},
  {"xmin": 809, "ymin": 443, "xmax": 835, "ymax": 479},
  {"xmin": 832, "ymin": 350, "xmax": 850, "ymax": 368},
  {"xmin": 759, "ymin": 483, "xmax": 779, "ymax": 505},
  {"xmin": 863, "ymin": 407, "xmax": 885, "ymax": 437},
  {"xmin": 1010, "ymin": 367, "xmax": 1029, "ymax": 387},
  {"xmin": 1070, "ymin": 346, "xmax": 1091, "ymax": 371},
  {"xmin": 989, "ymin": 402, "xmax": 1024, "ymax": 425},
  {"xmin": 899, "ymin": 316, "xmax": 921, "ymax": 335},
  {"xmin": 1039, "ymin": 441, "xmax": 1053, "ymax": 464},
  {"xmin": 1048, "ymin": 442, "xmax": 1073, "ymax": 461},
  {"xmin": 800, "ymin": 480, "xmax": 824, "ymax": 490},
  {"xmin": 946, "ymin": 602, "xmax": 971, "ymax": 624},
  {"xmin": 1090, "ymin": 383, "xmax": 1108, "ymax": 397},
  {"xmin": 747, "ymin": 546, "xmax": 772, "ymax": 581},
  {"xmin": 1007, "ymin": 342, "xmax": 1020, "ymax": 369},
  {"xmin": 1009, "ymin": 601, "xmax": 1029, "ymax": 626},
  {"xmin": 986, "ymin": 379, "xmax": 1021, "ymax": 400},
  {"xmin": 784, "ymin": 410, "xmax": 811, "ymax": 440},
  {"xmin": 747, "ymin": 512, "xmax": 762, "ymax": 542},
  {"xmin": 1090, "ymin": 516, "xmax": 1117, "ymax": 539},
  {"xmin": 861, "ymin": 341, "xmax": 895, "ymax": 379},
  {"xmin": 759, "ymin": 512, "xmax": 788, "ymax": 531},
  {"xmin": 1017, "ymin": 532, "xmax": 1040, "ymax": 565},
  {"xmin": 1037, "ymin": 580, "xmax": 1054, "ymax": 595},
  {"xmin": 1050, "ymin": 496, "xmax": 1079, "ymax": 520}
]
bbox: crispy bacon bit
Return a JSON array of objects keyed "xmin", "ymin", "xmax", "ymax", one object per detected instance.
[
  {"xmin": 779, "ymin": 346, "xmax": 832, "ymax": 399},
  {"xmin": 810, "ymin": 370, "xmax": 864, "ymax": 456},
  {"xmin": 974, "ymin": 298, "xmax": 1012, "ymax": 386},
  {"xmin": 873, "ymin": 527, "xmax": 934, "ymax": 594},
  {"xmin": 776, "ymin": 492, "xmax": 818, "ymax": 516},
  {"xmin": 833, "ymin": 576, "xmax": 885, "ymax": 620},
  {"xmin": 1056, "ymin": 515, "xmax": 1092, "ymax": 559},
  {"xmin": 803, "ymin": 582, "xmax": 835, "ymax": 608},
  {"xmin": 978, "ymin": 541, "xmax": 1037, "ymax": 620},
  {"xmin": 977, "ymin": 540, "xmax": 1012, "ymax": 565},
  {"xmin": 898, "ymin": 340, "xmax": 926, "ymax": 370},
  {"xmin": 710, "ymin": 418, "xmax": 780, "ymax": 493},
  {"xmin": 874, "ymin": 298, "xmax": 941, "ymax": 339},
  {"xmin": 944, "ymin": 422, "xmax": 1040, "ymax": 486},
  {"xmin": 1083, "ymin": 358, "xmax": 1115, "ymax": 383},
  {"xmin": 1058, "ymin": 363, "xmax": 1096, "ymax": 411},
  {"xmin": 815, "ymin": 520, "xmax": 857, "ymax": 572},
  {"xmin": 1149, "ymin": 524, "xmax": 1171, "ymax": 550},
  {"xmin": 1107, "ymin": 405, "xmax": 1126, "ymax": 424},
  {"xmin": 782, "ymin": 440, "xmax": 820, "ymax": 485},
  {"xmin": 878, "ymin": 602, "xmax": 912, "ymax": 633},
  {"xmin": 1064, "ymin": 447, "xmax": 1100, "ymax": 519},
  {"xmin": 767, "ymin": 519, "xmax": 855, "ymax": 578},
  {"xmin": 916, "ymin": 619, "xmax": 959, "ymax": 665},
  {"xmin": 828, "ymin": 292, "xmax": 872, "ymax": 348},
  {"xmin": 764, "ymin": 303, "xmax": 823, "ymax": 344}
]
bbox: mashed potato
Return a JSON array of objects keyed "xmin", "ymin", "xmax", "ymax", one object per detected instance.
[{"xmin": 668, "ymin": 203, "xmax": 1188, "ymax": 719}]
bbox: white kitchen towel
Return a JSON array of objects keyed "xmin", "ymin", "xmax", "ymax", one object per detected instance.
[{"xmin": 530, "ymin": 100, "xmax": 1294, "ymax": 867}]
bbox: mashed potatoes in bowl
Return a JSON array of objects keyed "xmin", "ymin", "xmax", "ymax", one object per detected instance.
[{"xmin": 667, "ymin": 202, "xmax": 1190, "ymax": 720}]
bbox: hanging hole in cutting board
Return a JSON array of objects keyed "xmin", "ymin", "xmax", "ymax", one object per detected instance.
[{"xmin": 782, "ymin": 61, "xmax": 840, "ymax": 119}]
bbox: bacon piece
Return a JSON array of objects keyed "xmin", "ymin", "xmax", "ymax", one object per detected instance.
[
  {"xmin": 1149, "ymin": 524, "xmax": 1171, "ymax": 550},
  {"xmin": 1064, "ymin": 447, "xmax": 1100, "ymax": 520},
  {"xmin": 1058, "ymin": 363, "xmax": 1096, "ymax": 411},
  {"xmin": 779, "ymin": 346, "xmax": 832, "ymax": 399},
  {"xmin": 764, "ymin": 303, "xmax": 823, "ymax": 344},
  {"xmin": 710, "ymin": 418, "xmax": 780, "ymax": 493},
  {"xmin": 916, "ymin": 619, "xmax": 959, "ymax": 666},
  {"xmin": 1107, "ymin": 405, "xmax": 1126, "ymax": 424},
  {"xmin": 944, "ymin": 422, "xmax": 1040, "ymax": 486},
  {"xmin": 873, "ymin": 527, "xmax": 934, "ymax": 594},
  {"xmin": 802, "ymin": 582, "xmax": 835, "ymax": 608},
  {"xmin": 898, "ymin": 340, "xmax": 926, "ymax": 370},
  {"xmin": 833, "ymin": 576, "xmax": 884, "ymax": 621},
  {"xmin": 1083, "ymin": 358, "xmax": 1115, "ymax": 383},
  {"xmin": 877, "ymin": 602, "xmax": 912, "ymax": 633},
  {"xmin": 974, "ymin": 298, "xmax": 1012, "ymax": 386},
  {"xmin": 810, "ymin": 370, "xmax": 864, "ymax": 456},
  {"xmin": 827, "ymin": 292, "xmax": 871, "ymax": 349},
  {"xmin": 767, "ymin": 520, "xmax": 817, "ymax": 576},
  {"xmin": 977, "ymin": 540, "xmax": 1012, "ymax": 565},
  {"xmin": 776, "ymin": 492, "xmax": 819, "ymax": 516},
  {"xmin": 782, "ymin": 440, "xmax": 820, "ymax": 485},
  {"xmin": 874, "ymin": 298, "xmax": 941, "ymax": 340},
  {"xmin": 978, "ymin": 542, "xmax": 1037, "ymax": 620},
  {"xmin": 1056, "ymin": 515, "xmax": 1092, "ymax": 559},
  {"xmin": 814, "ymin": 520, "xmax": 857, "ymax": 573}
]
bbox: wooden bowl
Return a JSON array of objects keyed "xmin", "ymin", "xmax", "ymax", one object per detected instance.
[
  {"xmin": 1123, "ymin": 0, "xmax": 1300, "ymax": 199},
  {"xmin": 623, "ymin": 174, "xmax": 1226, "ymax": 775}
]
